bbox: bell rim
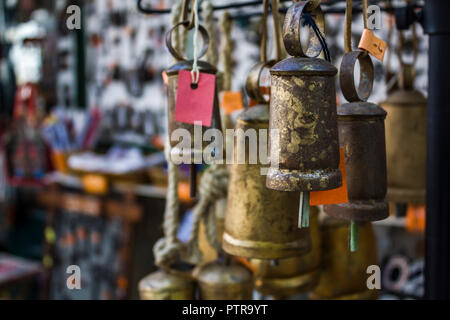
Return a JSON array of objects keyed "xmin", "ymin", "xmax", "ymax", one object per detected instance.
[
  {"xmin": 324, "ymin": 200, "xmax": 389, "ymax": 222},
  {"xmin": 222, "ymin": 232, "xmax": 312, "ymax": 260},
  {"xmin": 266, "ymin": 167, "xmax": 342, "ymax": 192}
]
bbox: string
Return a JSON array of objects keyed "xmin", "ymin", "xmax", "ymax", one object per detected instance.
[
  {"xmin": 302, "ymin": 12, "xmax": 331, "ymax": 62},
  {"xmin": 191, "ymin": 0, "xmax": 200, "ymax": 84},
  {"xmin": 344, "ymin": 0, "xmax": 353, "ymax": 53}
]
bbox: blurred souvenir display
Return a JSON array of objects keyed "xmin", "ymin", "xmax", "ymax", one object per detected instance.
[{"xmin": 1, "ymin": 0, "xmax": 445, "ymax": 303}]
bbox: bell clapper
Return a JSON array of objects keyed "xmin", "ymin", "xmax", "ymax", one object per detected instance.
[
  {"xmin": 349, "ymin": 220, "xmax": 359, "ymax": 252},
  {"xmin": 298, "ymin": 192, "xmax": 310, "ymax": 229}
]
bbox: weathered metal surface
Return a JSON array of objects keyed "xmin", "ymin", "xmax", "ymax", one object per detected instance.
[
  {"xmin": 223, "ymin": 105, "xmax": 311, "ymax": 259},
  {"xmin": 266, "ymin": 57, "xmax": 342, "ymax": 192},
  {"xmin": 310, "ymin": 217, "xmax": 379, "ymax": 300},
  {"xmin": 325, "ymin": 102, "xmax": 389, "ymax": 222},
  {"xmin": 381, "ymin": 89, "xmax": 427, "ymax": 204},
  {"xmin": 196, "ymin": 262, "xmax": 253, "ymax": 300},
  {"xmin": 250, "ymin": 207, "xmax": 321, "ymax": 297},
  {"xmin": 166, "ymin": 60, "xmax": 222, "ymax": 163},
  {"xmin": 139, "ymin": 269, "xmax": 196, "ymax": 300}
]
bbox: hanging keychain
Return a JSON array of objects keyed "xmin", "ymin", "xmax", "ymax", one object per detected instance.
[
  {"xmin": 324, "ymin": 0, "xmax": 389, "ymax": 252},
  {"xmin": 165, "ymin": 0, "xmax": 223, "ymax": 199}
]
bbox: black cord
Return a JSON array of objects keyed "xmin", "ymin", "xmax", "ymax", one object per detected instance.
[{"xmin": 302, "ymin": 12, "xmax": 331, "ymax": 62}]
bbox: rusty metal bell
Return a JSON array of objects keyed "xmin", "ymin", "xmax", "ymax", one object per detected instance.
[
  {"xmin": 223, "ymin": 102, "xmax": 311, "ymax": 259},
  {"xmin": 196, "ymin": 261, "xmax": 253, "ymax": 300},
  {"xmin": 325, "ymin": 51, "xmax": 389, "ymax": 223},
  {"xmin": 139, "ymin": 269, "xmax": 196, "ymax": 300},
  {"xmin": 165, "ymin": 22, "xmax": 223, "ymax": 198},
  {"xmin": 266, "ymin": 2, "xmax": 341, "ymax": 194},
  {"xmin": 381, "ymin": 64, "xmax": 427, "ymax": 204},
  {"xmin": 310, "ymin": 217, "xmax": 379, "ymax": 300},
  {"xmin": 250, "ymin": 207, "xmax": 321, "ymax": 298}
]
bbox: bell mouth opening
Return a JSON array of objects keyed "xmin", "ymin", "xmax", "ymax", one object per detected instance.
[
  {"xmin": 266, "ymin": 167, "xmax": 342, "ymax": 192},
  {"xmin": 324, "ymin": 199, "xmax": 389, "ymax": 222},
  {"xmin": 222, "ymin": 232, "xmax": 312, "ymax": 260}
]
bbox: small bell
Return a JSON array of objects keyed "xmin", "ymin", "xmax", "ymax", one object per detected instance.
[
  {"xmin": 325, "ymin": 51, "xmax": 389, "ymax": 251},
  {"xmin": 250, "ymin": 207, "xmax": 321, "ymax": 299},
  {"xmin": 165, "ymin": 22, "xmax": 223, "ymax": 198},
  {"xmin": 139, "ymin": 269, "xmax": 196, "ymax": 300},
  {"xmin": 310, "ymin": 217, "xmax": 379, "ymax": 300},
  {"xmin": 266, "ymin": 1, "xmax": 342, "ymax": 228},
  {"xmin": 195, "ymin": 260, "xmax": 253, "ymax": 300},
  {"xmin": 223, "ymin": 102, "xmax": 311, "ymax": 259},
  {"xmin": 381, "ymin": 64, "xmax": 427, "ymax": 205}
]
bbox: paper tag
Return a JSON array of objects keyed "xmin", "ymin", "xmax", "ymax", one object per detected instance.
[
  {"xmin": 174, "ymin": 70, "xmax": 216, "ymax": 127},
  {"xmin": 310, "ymin": 147, "xmax": 349, "ymax": 206},
  {"xmin": 358, "ymin": 29, "xmax": 387, "ymax": 62},
  {"xmin": 221, "ymin": 91, "xmax": 244, "ymax": 115}
]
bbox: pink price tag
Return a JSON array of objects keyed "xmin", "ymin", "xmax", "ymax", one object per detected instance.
[{"xmin": 174, "ymin": 70, "xmax": 216, "ymax": 127}]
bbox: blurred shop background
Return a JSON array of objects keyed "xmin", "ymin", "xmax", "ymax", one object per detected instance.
[{"xmin": 0, "ymin": 0, "xmax": 426, "ymax": 300}]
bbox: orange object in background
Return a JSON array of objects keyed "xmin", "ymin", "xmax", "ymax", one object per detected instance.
[
  {"xmin": 221, "ymin": 91, "xmax": 244, "ymax": 115},
  {"xmin": 82, "ymin": 174, "xmax": 109, "ymax": 195},
  {"xmin": 406, "ymin": 205, "xmax": 426, "ymax": 233},
  {"xmin": 178, "ymin": 181, "xmax": 194, "ymax": 204},
  {"xmin": 310, "ymin": 147, "xmax": 349, "ymax": 206},
  {"xmin": 52, "ymin": 151, "xmax": 69, "ymax": 173}
]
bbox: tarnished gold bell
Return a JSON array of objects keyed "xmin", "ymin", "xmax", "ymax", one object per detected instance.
[
  {"xmin": 310, "ymin": 217, "xmax": 379, "ymax": 300},
  {"xmin": 139, "ymin": 269, "xmax": 196, "ymax": 300},
  {"xmin": 223, "ymin": 104, "xmax": 311, "ymax": 259},
  {"xmin": 196, "ymin": 261, "xmax": 253, "ymax": 300},
  {"xmin": 266, "ymin": 1, "xmax": 341, "ymax": 193},
  {"xmin": 250, "ymin": 207, "xmax": 321, "ymax": 298},
  {"xmin": 381, "ymin": 64, "xmax": 427, "ymax": 204},
  {"xmin": 325, "ymin": 50, "xmax": 389, "ymax": 223}
]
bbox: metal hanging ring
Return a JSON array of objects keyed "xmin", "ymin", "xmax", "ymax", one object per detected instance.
[
  {"xmin": 340, "ymin": 50, "xmax": 374, "ymax": 103},
  {"xmin": 246, "ymin": 60, "xmax": 277, "ymax": 104},
  {"xmin": 283, "ymin": 0, "xmax": 325, "ymax": 58},
  {"xmin": 165, "ymin": 21, "xmax": 210, "ymax": 62}
]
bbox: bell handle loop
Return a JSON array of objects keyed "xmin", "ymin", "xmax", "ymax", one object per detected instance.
[
  {"xmin": 166, "ymin": 21, "xmax": 210, "ymax": 62},
  {"xmin": 245, "ymin": 60, "xmax": 276, "ymax": 104},
  {"xmin": 340, "ymin": 50, "xmax": 374, "ymax": 103},
  {"xmin": 283, "ymin": 0, "xmax": 325, "ymax": 58},
  {"xmin": 246, "ymin": 0, "xmax": 281, "ymax": 104},
  {"xmin": 397, "ymin": 25, "xmax": 418, "ymax": 90}
]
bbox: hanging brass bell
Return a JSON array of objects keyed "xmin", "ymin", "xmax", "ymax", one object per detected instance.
[
  {"xmin": 266, "ymin": 1, "xmax": 342, "ymax": 227},
  {"xmin": 325, "ymin": 51, "xmax": 389, "ymax": 223},
  {"xmin": 223, "ymin": 101, "xmax": 311, "ymax": 259},
  {"xmin": 195, "ymin": 261, "xmax": 253, "ymax": 300},
  {"xmin": 381, "ymin": 64, "xmax": 427, "ymax": 204},
  {"xmin": 250, "ymin": 207, "xmax": 321, "ymax": 298},
  {"xmin": 165, "ymin": 22, "xmax": 223, "ymax": 198},
  {"xmin": 139, "ymin": 269, "xmax": 196, "ymax": 300},
  {"xmin": 310, "ymin": 217, "xmax": 379, "ymax": 300}
]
